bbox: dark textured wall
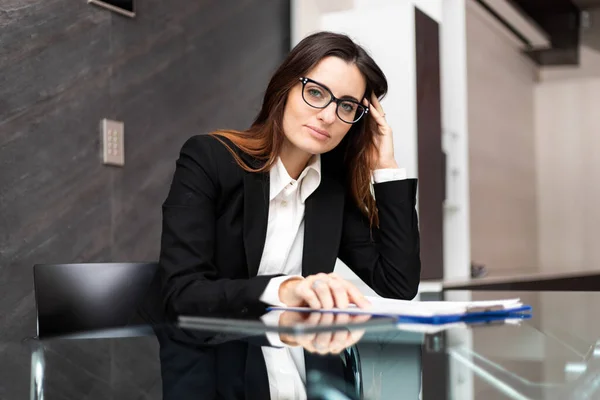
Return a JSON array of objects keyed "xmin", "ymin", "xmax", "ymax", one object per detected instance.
[
  {"xmin": 0, "ymin": 0, "xmax": 290, "ymax": 339},
  {"xmin": 0, "ymin": 0, "xmax": 290, "ymax": 396}
]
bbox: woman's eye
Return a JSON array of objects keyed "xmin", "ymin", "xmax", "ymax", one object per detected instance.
[
  {"xmin": 307, "ymin": 88, "xmax": 323, "ymax": 98},
  {"xmin": 340, "ymin": 102, "xmax": 356, "ymax": 113}
]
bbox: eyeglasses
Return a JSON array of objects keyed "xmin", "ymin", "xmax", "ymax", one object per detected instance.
[{"xmin": 298, "ymin": 77, "xmax": 369, "ymax": 124}]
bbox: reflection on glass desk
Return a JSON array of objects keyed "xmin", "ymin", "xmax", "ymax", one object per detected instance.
[{"xmin": 3, "ymin": 291, "xmax": 600, "ymax": 399}]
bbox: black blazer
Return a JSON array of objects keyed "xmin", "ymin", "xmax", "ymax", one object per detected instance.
[{"xmin": 159, "ymin": 134, "xmax": 420, "ymax": 318}]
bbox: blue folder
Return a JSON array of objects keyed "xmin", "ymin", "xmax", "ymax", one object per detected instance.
[{"xmin": 394, "ymin": 305, "xmax": 532, "ymax": 325}]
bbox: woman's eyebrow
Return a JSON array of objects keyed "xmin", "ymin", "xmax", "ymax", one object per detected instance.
[
  {"xmin": 309, "ymin": 77, "xmax": 361, "ymax": 102},
  {"xmin": 339, "ymin": 94, "xmax": 360, "ymax": 102}
]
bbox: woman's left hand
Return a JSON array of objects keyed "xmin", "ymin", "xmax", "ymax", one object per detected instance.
[{"xmin": 363, "ymin": 93, "xmax": 398, "ymax": 170}]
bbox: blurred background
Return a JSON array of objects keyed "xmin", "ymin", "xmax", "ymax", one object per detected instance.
[{"xmin": 1, "ymin": 0, "xmax": 599, "ymax": 380}]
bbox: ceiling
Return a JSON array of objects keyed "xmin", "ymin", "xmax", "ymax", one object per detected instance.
[
  {"xmin": 502, "ymin": 0, "xmax": 600, "ymax": 64},
  {"xmin": 573, "ymin": 0, "xmax": 600, "ymax": 8}
]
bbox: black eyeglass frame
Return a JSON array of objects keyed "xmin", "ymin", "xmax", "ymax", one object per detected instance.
[{"xmin": 298, "ymin": 77, "xmax": 369, "ymax": 124}]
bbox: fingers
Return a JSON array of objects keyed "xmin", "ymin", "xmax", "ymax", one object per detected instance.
[
  {"xmin": 293, "ymin": 276, "xmax": 323, "ymax": 309},
  {"xmin": 363, "ymin": 96, "xmax": 386, "ymax": 125},
  {"xmin": 311, "ymin": 274, "xmax": 335, "ymax": 309},
  {"xmin": 290, "ymin": 273, "xmax": 370, "ymax": 313},
  {"xmin": 333, "ymin": 277, "xmax": 371, "ymax": 309},
  {"xmin": 327, "ymin": 272, "xmax": 370, "ymax": 309},
  {"xmin": 368, "ymin": 100, "xmax": 386, "ymax": 123},
  {"xmin": 293, "ymin": 273, "xmax": 341, "ymax": 310},
  {"xmin": 370, "ymin": 92, "xmax": 384, "ymax": 114},
  {"xmin": 328, "ymin": 277, "xmax": 349, "ymax": 309}
]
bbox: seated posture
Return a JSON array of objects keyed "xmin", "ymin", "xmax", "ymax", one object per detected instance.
[{"xmin": 159, "ymin": 31, "xmax": 421, "ymax": 319}]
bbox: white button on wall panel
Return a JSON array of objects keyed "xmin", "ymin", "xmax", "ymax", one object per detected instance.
[{"xmin": 101, "ymin": 119, "xmax": 125, "ymax": 167}]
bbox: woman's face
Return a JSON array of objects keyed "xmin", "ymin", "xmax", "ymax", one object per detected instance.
[{"xmin": 282, "ymin": 56, "xmax": 367, "ymax": 157}]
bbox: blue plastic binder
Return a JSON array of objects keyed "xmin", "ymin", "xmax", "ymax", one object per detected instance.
[{"xmin": 394, "ymin": 305, "xmax": 532, "ymax": 325}]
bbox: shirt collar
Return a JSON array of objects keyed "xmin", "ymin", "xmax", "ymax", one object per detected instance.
[{"xmin": 269, "ymin": 155, "xmax": 322, "ymax": 203}]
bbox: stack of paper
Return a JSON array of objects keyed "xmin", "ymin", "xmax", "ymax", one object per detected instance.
[
  {"xmin": 364, "ymin": 296, "xmax": 525, "ymax": 316},
  {"xmin": 269, "ymin": 296, "xmax": 531, "ymax": 324}
]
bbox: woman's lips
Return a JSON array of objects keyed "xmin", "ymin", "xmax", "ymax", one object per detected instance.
[{"xmin": 306, "ymin": 125, "xmax": 330, "ymax": 139}]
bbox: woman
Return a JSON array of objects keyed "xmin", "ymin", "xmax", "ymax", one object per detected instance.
[{"xmin": 159, "ymin": 31, "xmax": 421, "ymax": 319}]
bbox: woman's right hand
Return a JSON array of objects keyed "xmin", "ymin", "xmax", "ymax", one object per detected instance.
[{"xmin": 278, "ymin": 273, "xmax": 371, "ymax": 309}]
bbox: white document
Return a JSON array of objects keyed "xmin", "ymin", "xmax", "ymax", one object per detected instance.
[{"xmin": 270, "ymin": 296, "xmax": 524, "ymax": 318}]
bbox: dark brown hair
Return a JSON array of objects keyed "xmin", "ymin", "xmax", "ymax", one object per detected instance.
[{"xmin": 211, "ymin": 31, "xmax": 388, "ymax": 227}]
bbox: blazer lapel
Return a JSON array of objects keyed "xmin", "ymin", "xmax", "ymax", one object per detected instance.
[
  {"xmin": 302, "ymin": 172, "xmax": 345, "ymax": 277},
  {"xmin": 244, "ymin": 170, "xmax": 270, "ymax": 278}
]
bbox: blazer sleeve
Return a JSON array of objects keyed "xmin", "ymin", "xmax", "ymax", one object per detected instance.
[
  {"xmin": 159, "ymin": 135, "xmax": 277, "ymax": 318},
  {"xmin": 338, "ymin": 179, "xmax": 421, "ymax": 300}
]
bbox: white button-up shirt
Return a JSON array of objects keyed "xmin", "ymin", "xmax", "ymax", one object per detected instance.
[{"xmin": 256, "ymin": 155, "xmax": 406, "ymax": 400}]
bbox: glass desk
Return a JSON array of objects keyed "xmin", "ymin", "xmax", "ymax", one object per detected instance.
[{"xmin": 2, "ymin": 291, "xmax": 600, "ymax": 399}]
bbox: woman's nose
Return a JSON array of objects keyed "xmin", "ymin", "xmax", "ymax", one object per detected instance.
[{"xmin": 317, "ymin": 102, "xmax": 337, "ymax": 124}]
